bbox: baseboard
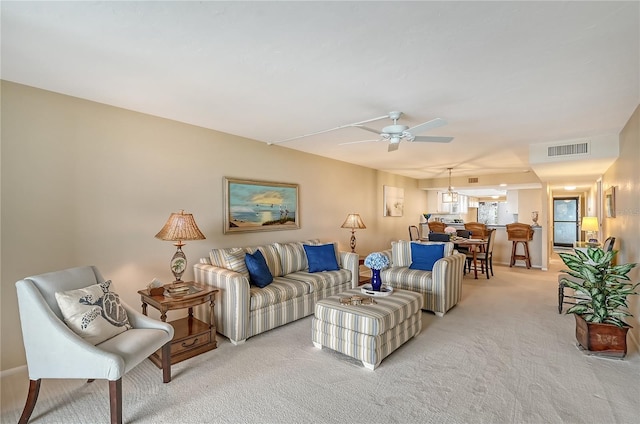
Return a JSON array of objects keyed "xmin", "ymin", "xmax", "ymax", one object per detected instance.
[{"xmin": 0, "ymin": 364, "xmax": 27, "ymax": 378}]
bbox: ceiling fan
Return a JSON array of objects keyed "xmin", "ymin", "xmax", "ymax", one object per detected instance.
[
  {"xmin": 268, "ymin": 111, "xmax": 453, "ymax": 152},
  {"xmin": 342, "ymin": 111, "xmax": 454, "ymax": 152}
]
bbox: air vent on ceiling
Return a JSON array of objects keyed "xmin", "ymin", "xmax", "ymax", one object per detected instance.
[
  {"xmin": 468, "ymin": 177, "xmax": 479, "ymax": 183},
  {"xmin": 547, "ymin": 142, "xmax": 589, "ymax": 157}
]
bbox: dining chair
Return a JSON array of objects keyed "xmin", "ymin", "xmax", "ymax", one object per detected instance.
[
  {"xmin": 464, "ymin": 222, "xmax": 488, "ymax": 240},
  {"xmin": 15, "ymin": 265, "xmax": 174, "ymax": 424},
  {"xmin": 427, "ymin": 221, "xmax": 446, "ymax": 233},
  {"xmin": 465, "ymin": 228, "xmax": 496, "ymax": 278},
  {"xmin": 558, "ymin": 236, "xmax": 616, "ymax": 313},
  {"xmin": 408, "ymin": 225, "xmax": 420, "ymax": 241}
]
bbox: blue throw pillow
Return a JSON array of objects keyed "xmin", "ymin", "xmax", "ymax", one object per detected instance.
[
  {"xmin": 245, "ymin": 250, "xmax": 273, "ymax": 288},
  {"xmin": 409, "ymin": 243, "xmax": 445, "ymax": 271},
  {"xmin": 303, "ymin": 244, "xmax": 339, "ymax": 273}
]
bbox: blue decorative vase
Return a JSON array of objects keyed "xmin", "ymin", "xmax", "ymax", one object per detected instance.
[{"xmin": 370, "ymin": 268, "xmax": 382, "ymax": 291}]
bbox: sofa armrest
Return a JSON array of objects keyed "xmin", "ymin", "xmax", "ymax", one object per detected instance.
[
  {"xmin": 431, "ymin": 252, "xmax": 466, "ymax": 310},
  {"xmin": 340, "ymin": 251, "xmax": 360, "ymax": 288},
  {"xmin": 194, "ymin": 262, "xmax": 251, "ymax": 344}
]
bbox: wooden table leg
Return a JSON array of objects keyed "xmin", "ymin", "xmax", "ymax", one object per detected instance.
[{"xmin": 473, "ymin": 247, "xmax": 479, "ymax": 279}]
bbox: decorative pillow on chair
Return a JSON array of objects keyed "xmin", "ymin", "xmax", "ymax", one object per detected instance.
[
  {"xmin": 303, "ymin": 243, "xmax": 340, "ymax": 273},
  {"xmin": 409, "ymin": 243, "xmax": 445, "ymax": 271},
  {"xmin": 245, "ymin": 250, "xmax": 274, "ymax": 288},
  {"xmin": 55, "ymin": 280, "xmax": 132, "ymax": 345}
]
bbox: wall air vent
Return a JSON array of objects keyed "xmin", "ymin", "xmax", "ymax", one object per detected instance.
[
  {"xmin": 547, "ymin": 142, "xmax": 589, "ymax": 157},
  {"xmin": 468, "ymin": 177, "xmax": 479, "ymax": 183}
]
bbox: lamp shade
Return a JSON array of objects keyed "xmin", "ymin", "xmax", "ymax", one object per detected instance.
[
  {"xmin": 155, "ymin": 210, "xmax": 206, "ymax": 242},
  {"xmin": 155, "ymin": 210, "xmax": 205, "ymax": 283},
  {"xmin": 581, "ymin": 216, "xmax": 599, "ymax": 232},
  {"xmin": 341, "ymin": 213, "xmax": 366, "ymax": 229}
]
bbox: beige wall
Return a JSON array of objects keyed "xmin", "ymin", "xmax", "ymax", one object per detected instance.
[
  {"xmin": 603, "ymin": 104, "xmax": 640, "ymax": 345},
  {"xmin": 0, "ymin": 81, "xmax": 429, "ymax": 371}
]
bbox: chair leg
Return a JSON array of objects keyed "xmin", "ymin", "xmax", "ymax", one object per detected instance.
[
  {"xmin": 18, "ymin": 379, "xmax": 41, "ymax": 424},
  {"xmin": 109, "ymin": 379, "xmax": 122, "ymax": 424},
  {"xmin": 162, "ymin": 342, "xmax": 172, "ymax": 383}
]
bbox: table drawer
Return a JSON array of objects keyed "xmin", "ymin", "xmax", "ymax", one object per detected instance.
[{"xmin": 171, "ymin": 331, "xmax": 211, "ymax": 356}]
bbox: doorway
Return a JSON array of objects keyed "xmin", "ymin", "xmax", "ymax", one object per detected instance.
[{"xmin": 553, "ymin": 197, "xmax": 579, "ymax": 247}]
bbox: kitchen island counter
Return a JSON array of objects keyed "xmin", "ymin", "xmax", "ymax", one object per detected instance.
[{"xmin": 422, "ymin": 223, "xmax": 543, "ymax": 269}]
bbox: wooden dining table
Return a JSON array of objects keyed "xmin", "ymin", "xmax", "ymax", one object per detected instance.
[{"xmin": 452, "ymin": 237, "xmax": 488, "ymax": 279}]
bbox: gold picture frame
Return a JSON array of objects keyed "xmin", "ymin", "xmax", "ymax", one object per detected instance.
[
  {"xmin": 223, "ymin": 177, "xmax": 300, "ymax": 233},
  {"xmin": 605, "ymin": 186, "xmax": 616, "ymax": 218}
]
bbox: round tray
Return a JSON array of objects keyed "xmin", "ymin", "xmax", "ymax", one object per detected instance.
[{"xmin": 361, "ymin": 284, "xmax": 393, "ymax": 297}]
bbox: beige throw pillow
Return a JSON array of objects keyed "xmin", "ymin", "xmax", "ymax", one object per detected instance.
[{"xmin": 55, "ymin": 280, "xmax": 132, "ymax": 345}]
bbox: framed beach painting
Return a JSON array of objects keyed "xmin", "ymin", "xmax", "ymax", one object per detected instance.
[
  {"xmin": 383, "ymin": 185, "xmax": 404, "ymax": 217},
  {"xmin": 605, "ymin": 186, "xmax": 616, "ymax": 218},
  {"xmin": 223, "ymin": 177, "xmax": 300, "ymax": 233}
]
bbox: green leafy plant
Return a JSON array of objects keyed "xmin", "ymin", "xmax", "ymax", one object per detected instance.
[{"xmin": 559, "ymin": 247, "xmax": 638, "ymax": 327}]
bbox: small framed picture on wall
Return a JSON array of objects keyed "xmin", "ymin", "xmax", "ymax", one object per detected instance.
[{"xmin": 605, "ymin": 186, "xmax": 616, "ymax": 218}]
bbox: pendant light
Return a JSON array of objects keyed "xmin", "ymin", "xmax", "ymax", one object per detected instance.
[{"xmin": 442, "ymin": 168, "xmax": 459, "ymax": 203}]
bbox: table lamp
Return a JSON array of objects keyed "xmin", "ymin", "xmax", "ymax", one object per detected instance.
[
  {"xmin": 581, "ymin": 216, "xmax": 599, "ymax": 243},
  {"xmin": 155, "ymin": 210, "xmax": 206, "ymax": 283},
  {"xmin": 341, "ymin": 213, "xmax": 366, "ymax": 253}
]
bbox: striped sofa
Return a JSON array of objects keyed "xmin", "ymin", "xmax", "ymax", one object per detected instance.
[
  {"xmin": 194, "ymin": 241, "xmax": 359, "ymax": 345},
  {"xmin": 380, "ymin": 240, "xmax": 466, "ymax": 317}
]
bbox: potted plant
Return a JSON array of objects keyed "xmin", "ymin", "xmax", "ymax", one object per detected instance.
[{"xmin": 559, "ymin": 247, "xmax": 639, "ymax": 357}]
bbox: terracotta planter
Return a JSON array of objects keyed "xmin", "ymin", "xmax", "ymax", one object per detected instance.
[{"xmin": 574, "ymin": 314, "xmax": 630, "ymax": 357}]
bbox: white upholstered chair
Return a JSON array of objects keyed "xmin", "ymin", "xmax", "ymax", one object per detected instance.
[{"xmin": 15, "ymin": 266, "xmax": 174, "ymax": 424}]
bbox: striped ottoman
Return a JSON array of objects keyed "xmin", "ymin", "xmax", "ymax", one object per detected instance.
[{"xmin": 312, "ymin": 288, "xmax": 423, "ymax": 370}]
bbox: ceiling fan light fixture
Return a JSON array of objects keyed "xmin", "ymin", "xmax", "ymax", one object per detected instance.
[{"xmin": 442, "ymin": 168, "xmax": 459, "ymax": 203}]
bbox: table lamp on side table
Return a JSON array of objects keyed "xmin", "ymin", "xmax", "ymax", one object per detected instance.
[
  {"xmin": 341, "ymin": 213, "xmax": 366, "ymax": 253},
  {"xmin": 581, "ymin": 216, "xmax": 599, "ymax": 243},
  {"xmin": 155, "ymin": 210, "xmax": 206, "ymax": 286}
]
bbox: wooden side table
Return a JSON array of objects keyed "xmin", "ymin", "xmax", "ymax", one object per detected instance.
[{"xmin": 138, "ymin": 281, "xmax": 218, "ymax": 367}]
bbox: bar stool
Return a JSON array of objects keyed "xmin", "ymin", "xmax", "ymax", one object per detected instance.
[{"xmin": 506, "ymin": 223, "xmax": 534, "ymax": 268}]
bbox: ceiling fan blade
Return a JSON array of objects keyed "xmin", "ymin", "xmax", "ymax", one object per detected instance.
[
  {"xmin": 338, "ymin": 138, "xmax": 380, "ymax": 146},
  {"xmin": 407, "ymin": 118, "xmax": 447, "ymax": 135},
  {"xmin": 388, "ymin": 142, "xmax": 400, "ymax": 152},
  {"xmin": 268, "ymin": 114, "xmax": 389, "ymax": 145},
  {"xmin": 353, "ymin": 125, "xmax": 383, "ymax": 135},
  {"xmin": 412, "ymin": 135, "xmax": 454, "ymax": 143}
]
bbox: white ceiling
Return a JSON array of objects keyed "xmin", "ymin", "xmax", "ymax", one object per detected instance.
[{"xmin": 2, "ymin": 1, "xmax": 638, "ymax": 193}]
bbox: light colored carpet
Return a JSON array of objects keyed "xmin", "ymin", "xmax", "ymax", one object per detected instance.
[{"xmin": 2, "ymin": 259, "xmax": 639, "ymax": 424}]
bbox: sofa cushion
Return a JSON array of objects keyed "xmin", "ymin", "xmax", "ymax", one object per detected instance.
[
  {"xmin": 392, "ymin": 240, "xmax": 453, "ymax": 267},
  {"xmin": 409, "ymin": 243, "xmax": 445, "ymax": 271},
  {"xmin": 286, "ymin": 269, "xmax": 351, "ymax": 293},
  {"xmin": 253, "ymin": 244, "xmax": 284, "ymax": 278},
  {"xmin": 381, "ymin": 267, "xmax": 434, "ymax": 292},
  {"xmin": 55, "ymin": 280, "xmax": 131, "ymax": 345},
  {"xmin": 275, "ymin": 242, "xmax": 308, "ymax": 274},
  {"xmin": 303, "ymin": 243, "xmax": 340, "ymax": 272},
  {"xmin": 209, "ymin": 248, "xmax": 228, "ymax": 268},
  {"xmin": 249, "ymin": 277, "xmax": 311, "ymax": 310},
  {"xmin": 245, "ymin": 250, "xmax": 273, "ymax": 288},
  {"xmin": 224, "ymin": 248, "xmax": 250, "ymax": 279}
]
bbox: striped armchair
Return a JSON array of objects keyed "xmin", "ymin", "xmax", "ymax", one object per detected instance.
[{"xmin": 380, "ymin": 240, "xmax": 466, "ymax": 317}]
